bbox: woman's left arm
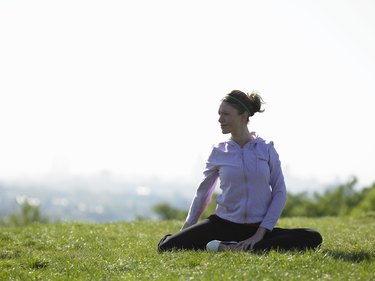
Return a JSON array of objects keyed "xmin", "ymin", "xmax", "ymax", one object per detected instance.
[{"xmin": 259, "ymin": 142, "xmax": 287, "ymax": 231}]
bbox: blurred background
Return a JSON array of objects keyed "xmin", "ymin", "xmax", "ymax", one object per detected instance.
[{"xmin": 1, "ymin": 0, "xmax": 374, "ymax": 224}]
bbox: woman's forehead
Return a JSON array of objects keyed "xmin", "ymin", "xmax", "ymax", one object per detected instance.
[{"xmin": 219, "ymin": 101, "xmax": 237, "ymax": 112}]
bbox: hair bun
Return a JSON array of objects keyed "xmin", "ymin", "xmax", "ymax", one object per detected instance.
[{"xmin": 247, "ymin": 91, "xmax": 265, "ymax": 114}]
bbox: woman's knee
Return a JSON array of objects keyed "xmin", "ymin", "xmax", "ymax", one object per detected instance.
[
  {"xmin": 308, "ymin": 229, "xmax": 323, "ymax": 248},
  {"xmin": 296, "ymin": 228, "xmax": 323, "ymax": 249}
]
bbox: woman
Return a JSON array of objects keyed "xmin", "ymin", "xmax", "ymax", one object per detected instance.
[{"xmin": 158, "ymin": 90, "xmax": 322, "ymax": 252}]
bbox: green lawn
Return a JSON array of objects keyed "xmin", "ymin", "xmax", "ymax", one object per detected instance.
[{"xmin": 0, "ymin": 216, "xmax": 374, "ymax": 280}]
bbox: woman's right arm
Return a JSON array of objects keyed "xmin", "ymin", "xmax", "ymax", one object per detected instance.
[{"xmin": 182, "ymin": 148, "xmax": 219, "ymax": 229}]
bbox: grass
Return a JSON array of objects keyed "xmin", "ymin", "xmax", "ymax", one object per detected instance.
[{"xmin": 0, "ymin": 216, "xmax": 374, "ymax": 280}]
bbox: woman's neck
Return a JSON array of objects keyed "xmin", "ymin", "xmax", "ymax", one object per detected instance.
[{"xmin": 231, "ymin": 130, "xmax": 253, "ymax": 147}]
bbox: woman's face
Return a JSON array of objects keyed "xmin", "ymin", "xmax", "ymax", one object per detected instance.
[{"xmin": 218, "ymin": 101, "xmax": 244, "ymax": 134}]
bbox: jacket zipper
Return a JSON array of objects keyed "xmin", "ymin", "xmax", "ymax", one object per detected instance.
[{"xmin": 241, "ymin": 149, "xmax": 249, "ymax": 222}]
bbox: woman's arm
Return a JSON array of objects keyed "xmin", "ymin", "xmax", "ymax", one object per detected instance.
[
  {"xmin": 259, "ymin": 142, "xmax": 287, "ymax": 230},
  {"xmin": 183, "ymin": 173, "xmax": 218, "ymax": 228},
  {"xmin": 182, "ymin": 147, "xmax": 219, "ymax": 228}
]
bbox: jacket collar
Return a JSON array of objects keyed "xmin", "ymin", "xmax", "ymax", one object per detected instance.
[{"xmin": 228, "ymin": 132, "xmax": 264, "ymax": 148}]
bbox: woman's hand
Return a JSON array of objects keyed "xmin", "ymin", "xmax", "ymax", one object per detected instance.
[{"xmin": 233, "ymin": 227, "xmax": 267, "ymax": 251}]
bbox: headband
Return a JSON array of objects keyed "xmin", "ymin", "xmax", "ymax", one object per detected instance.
[{"xmin": 226, "ymin": 95, "xmax": 251, "ymax": 115}]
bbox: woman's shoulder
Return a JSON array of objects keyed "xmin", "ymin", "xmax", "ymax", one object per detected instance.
[
  {"xmin": 249, "ymin": 132, "xmax": 274, "ymax": 148},
  {"xmin": 212, "ymin": 140, "xmax": 231, "ymax": 152},
  {"xmin": 252, "ymin": 136, "xmax": 279, "ymax": 157},
  {"xmin": 253, "ymin": 136, "xmax": 274, "ymax": 147}
]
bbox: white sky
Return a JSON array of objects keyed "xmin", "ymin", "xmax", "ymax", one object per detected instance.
[{"xmin": 1, "ymin": 0, "xmax": 374, "ymax": 190}]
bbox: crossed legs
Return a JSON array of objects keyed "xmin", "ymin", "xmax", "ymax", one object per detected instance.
[{"xmin": 158, "ymin": 215, "xmax": 322, "ymax": 252}]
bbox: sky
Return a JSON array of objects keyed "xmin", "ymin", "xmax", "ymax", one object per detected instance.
[{"xmin": 1, "ymin": 0, "xmax": 374, "ymax": 192}]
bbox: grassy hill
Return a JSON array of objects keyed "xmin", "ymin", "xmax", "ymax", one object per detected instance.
[{"xmin": 1, "ymin": 216, "xmax": 374, "ymax": 280}]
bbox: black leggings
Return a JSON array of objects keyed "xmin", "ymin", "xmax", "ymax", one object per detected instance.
[{"xmin": 158, "ymin": 215, "xmax": 323, "ymax": 252}]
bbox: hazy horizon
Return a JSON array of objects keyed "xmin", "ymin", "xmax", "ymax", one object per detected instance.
[{"xmin": 1, "ymin": 1, "xmax": 374, "ymax": 192}]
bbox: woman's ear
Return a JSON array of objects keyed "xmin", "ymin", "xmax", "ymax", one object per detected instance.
[{"xmin": 241, "ymin": 112, "xmax": 249, "ymax": 123}]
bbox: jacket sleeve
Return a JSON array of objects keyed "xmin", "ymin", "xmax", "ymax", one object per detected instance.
[
  {"xmin": 260, "ymin": 142, "xmax": 287, "ymax": 230},
  {"xmin": 184, "ymin": 147, "xmax": 219, "ymax": 226}
]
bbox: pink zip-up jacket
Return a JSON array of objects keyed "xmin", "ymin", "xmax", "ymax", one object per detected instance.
[{"xmin": 185, "ymin": 133, "xmax": 287, "ymax": 231}]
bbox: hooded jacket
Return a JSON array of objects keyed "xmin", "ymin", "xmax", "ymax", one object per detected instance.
[{"xmin": 185, "ymin": 134, "xmax": 287, "ymax": 231}]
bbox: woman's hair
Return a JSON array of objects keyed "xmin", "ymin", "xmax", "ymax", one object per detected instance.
[{"xmin": 222, "ymin": 90, "xmax": 265, "ymax": 119}]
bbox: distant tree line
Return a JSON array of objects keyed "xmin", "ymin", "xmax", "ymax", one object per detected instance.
[
  {"xmin": 153, "ymin": 177, "xmax": 375, "ymax": 220},
  {"xmin": 0, "ymin": 196, "xmax": 49, "ymax": 226},
  {"xmin": 3, "ymin": 177, "xmax": 374, "ymax": 225},
  {"xmin": 283, "ymin": 177, "xmax": 375, "ymax": 217}
]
